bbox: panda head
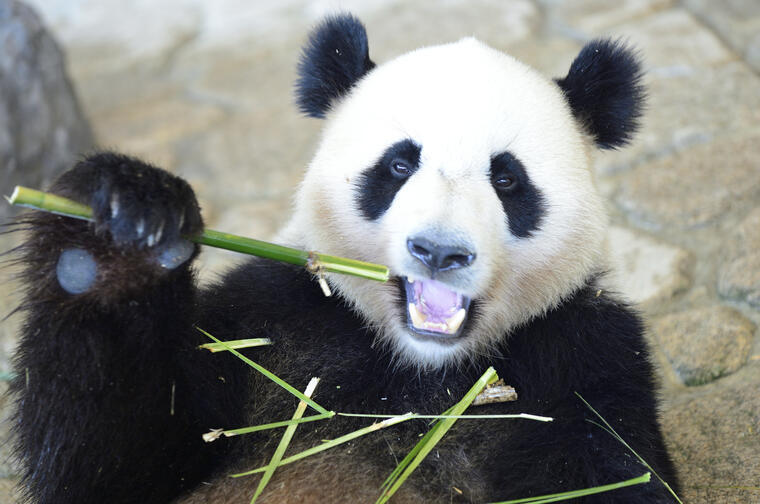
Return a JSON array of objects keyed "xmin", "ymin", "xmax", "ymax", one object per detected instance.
[{"xmin": 282, "ymin": 14, "xmax": 644, "ymax": 369}]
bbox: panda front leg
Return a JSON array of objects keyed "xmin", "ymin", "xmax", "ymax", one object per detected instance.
[{"xmin": 11, "ymin": 153, "xmax": 243, "ymax": 504}]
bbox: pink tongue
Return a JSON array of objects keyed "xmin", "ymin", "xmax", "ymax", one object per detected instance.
[{"xmin": 416, "ymin": 279, "xmax": 459, "ymax": 319}]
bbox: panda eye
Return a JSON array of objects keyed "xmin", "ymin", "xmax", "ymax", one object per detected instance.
[
  {"xmin": 390, "ymin": 159, "xmax": 412, "ymax": 179},
  {"xmin": 493, "ymin": 173, "xmax": 518, "ymax": 192}
]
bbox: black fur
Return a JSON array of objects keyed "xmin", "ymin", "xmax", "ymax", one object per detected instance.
[
  {"xmin": 12, "ymin": 154, "xmax": 679, "ymax": 503},
  {"xmin": 556, "ymin": 39, "xmax": 645, "ymax": 149},
  {"xmin": 490, "ymin": 151, "xmax": 546, "ymax": 237},
  {"xmin": 295, "ymin": 14, "xmax": 375, "ymax": 118},
  {"xmin": 356, "ymin": 139, "xmax": 422, "ymax": 220}
]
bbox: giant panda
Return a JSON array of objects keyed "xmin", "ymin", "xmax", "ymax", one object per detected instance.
[{"xmin": 11, "ymin": 13, "xmax": 680, "ymax": 504}]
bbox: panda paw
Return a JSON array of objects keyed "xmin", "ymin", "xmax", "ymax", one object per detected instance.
[{"xmin": 83, "ymin": 152, "xmax": 204, "ymax": 251}]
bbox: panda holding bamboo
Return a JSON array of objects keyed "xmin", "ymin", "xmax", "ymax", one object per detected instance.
[{"xmin": 11, "ymin": 14, "xmax": 680, "ymax": 504}]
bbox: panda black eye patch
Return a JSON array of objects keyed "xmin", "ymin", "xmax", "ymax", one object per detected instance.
[
  {"xmin": 356, "ymin": 139, "xmax": 422, "ymax": 220},
  {"xmin": 490, "ymin": 151, "xmax": 546, "ymax": 237}
]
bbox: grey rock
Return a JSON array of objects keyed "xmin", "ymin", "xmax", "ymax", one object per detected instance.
[
  {"xmin": 0, "ymin": 382, "xmax": 19, "ymax": 479},
  {"xmin": 596, "ymin": 60, "xmax": 760, "ymax": 176},
  {"xmin": 662, "ymin": 363, "xmax": 760, "ymax": 503},
  {"xmin": 611, "ymin": 8, "xmax": 734, "ymax": 70},
  {"xmin": 539, "ymin": 0, "xmax": 674, "ymax": 40},
  {"xmin": 0, "ymin": 0, "xmax": 93, "ymax": 217},
  {"xmin": 683, "ymin": 0, "xmax": 760, "ymax": 73},
  {"xmin": 606, "ymin": 226, "xmax": 692, "ymax": 307},
  {"xmin": 718, "ymin": 207, "xmax": 760, "ymax": 309},
  {"xmin": 614, "ymin": 133, "xmax": 760, "ymax": 230},
  {"xmin": 651, "ymin": 306, "xmax": 755, "ymax": 386}
]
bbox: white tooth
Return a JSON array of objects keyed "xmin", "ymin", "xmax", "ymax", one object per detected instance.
[
  {"xmin": 424, "ymin": 321, "xmax": 448, "ymax": 332},
  {"xmin": 407, "ymin": 275, "xmax": 415, "ymax": 284},
  {"xmin": 147, "ymin": 233, "xmax": 155, "ymax": 247},
  {"xmin": 447, "ymin": 308, "xmax": 467, "ymax": 333},
  {"xmin": 408, "ymin": 303, "xmax": 426, "ymax": 328},
  {"xmin": 136, "ymin": 219, "xmax": 145, "ymax": 237}
]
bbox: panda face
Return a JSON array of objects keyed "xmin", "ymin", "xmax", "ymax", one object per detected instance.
[{"xmin": 283, "ymin": 37, "xmax": 611, "ymax": 368}]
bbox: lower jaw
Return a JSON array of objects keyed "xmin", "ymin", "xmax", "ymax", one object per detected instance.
[{"xmin": 407, "ymin": 328, "xmax": 464, "ymax": 346}]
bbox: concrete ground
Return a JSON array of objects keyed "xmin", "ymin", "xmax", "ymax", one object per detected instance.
[{"xmin": 2, "ymin": 0, "xmax": 760, "ymax": 502}]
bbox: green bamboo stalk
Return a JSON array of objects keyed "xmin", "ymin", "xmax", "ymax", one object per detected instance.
[
  {"xmin": 376, "ymin": 367, "xmax": 499, "ymax": 504},
  {"xmin": 198, "ymin": 338, "xmax": 272, "ymax": 352},
  {"xmin": 489, "ymin": 472, "xmax": 651, "ymax": 504},
  {"xmin": 8, "ymin": 186, "xmax": 389, "ymax": 282},
  {"xmin": 251, "ymin": 377, "xmax": 320, "ymax": 504}
]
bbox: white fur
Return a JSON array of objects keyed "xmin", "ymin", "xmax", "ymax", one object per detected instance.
[{"xmin": 278, "ymin": 38, "xmax": 607, "ymax": 368}]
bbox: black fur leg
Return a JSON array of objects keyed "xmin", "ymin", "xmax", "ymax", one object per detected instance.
[{"xmin": 11, "ymin": 153, "xmax": 245, "ymax": 504}]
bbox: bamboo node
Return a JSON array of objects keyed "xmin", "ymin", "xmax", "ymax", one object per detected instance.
[{"xmin": 307, "ymin": 251, "xmax": 332, "ymax": 297}]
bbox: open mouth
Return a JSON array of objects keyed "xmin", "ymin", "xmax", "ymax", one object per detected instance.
[{"xmin": 403, "ymin": 276, "xmax": 471, "ymax": 339}]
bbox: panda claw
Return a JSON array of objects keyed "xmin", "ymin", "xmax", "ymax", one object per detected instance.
[
  {"xmin": 110, "ymin": 193, "xmax": 120, "ymax": 218},
  {"xmin": 154, "ymin": 221, "xmax": 164, "ymax": 244}
]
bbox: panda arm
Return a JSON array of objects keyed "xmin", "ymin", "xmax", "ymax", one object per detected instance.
[
  {"xmin": 485, "ymin": 288, "xmax": 680, "ymax": 503},
  {"xmin": 11, "ymin": 153, "xmax": 245, "ymax": 504}
]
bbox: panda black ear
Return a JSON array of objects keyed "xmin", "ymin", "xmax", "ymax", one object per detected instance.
[
  {"xmin": 295, "ymin": 14, "xmax": 375, "ymax": 119},
  {"xmin": 556, "ymin": 39, "xmax": 645, "ymax": 149}
]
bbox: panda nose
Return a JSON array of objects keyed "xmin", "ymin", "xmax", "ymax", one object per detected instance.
[{"xmin": 406, "ymin": 237, "xmax": 476, "ymax": 274}]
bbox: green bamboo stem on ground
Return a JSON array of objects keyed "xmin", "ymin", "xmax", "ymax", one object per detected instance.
[
  {"xmin": 230, "ymin": 413, "xmax": 417, "ymax": 478},
  {"xmin": 8, "ymin": 186, "xmax": 389, "ymax": 282},
  {"xmin": 205, "ymin": 412, "xmax": 333, "ymax": 441},
  {"xmin": 376, "ymin": 366, "xmax": 500, "ymax": 504},
  {"xmin": 489, "ymin": 472, "xmax": 651, "ymax": 504},
  {"xmin": 251, "ymin": 377, "xmax": 321, "ymax": 504}
]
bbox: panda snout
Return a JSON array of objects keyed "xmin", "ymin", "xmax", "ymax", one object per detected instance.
[{"xmin": 406, "ymin": 236, "xmax": 476, "ymax": 275}]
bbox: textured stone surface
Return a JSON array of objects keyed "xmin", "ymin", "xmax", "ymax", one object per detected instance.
[
  {"xmin": 4, "ymin": 1, "xmax": 760, "ymax": 501},
  {"xmin": 0, "ymin": 0, "xmax": 93, "ymax": 217},
  {"xmin": 596, "ymin": 61, "xmax": 760, "ymax": 175},
  {"xmin": 0, "ymin": 382, "xmax": 17, "ymax": 480},
  {"xmin": 662, "ymin": 363, "xmax": 760, "ymax": 503},
  {"xmin": 683, "ymin": 0, "xmax": 760, "ymax": 73},
  {"xmin": 719, "ymin": 207, "xmax": 760, "ymax": 309},
  {"xmin": 614, "ymin": 133, "xmax": 760, "ymax": 230},
  {"xmin": 652, "ymin": 306, "xmax": 755, "ymax": 385},
  {"xmin": 538, "ymin": 0, "xmax": 675, "ymax": 35},
  {"xmin": 612, "ymin": 9, "xmax": 735, "ymax": 69},
  {"xmin": 606, "ymin": 226, "xmax": 692, "ymax": 306}
]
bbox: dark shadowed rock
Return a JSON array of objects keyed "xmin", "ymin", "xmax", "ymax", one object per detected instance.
[{"xmin": 0, "ymin": 0, "xmax": 93, "ymax": 217}]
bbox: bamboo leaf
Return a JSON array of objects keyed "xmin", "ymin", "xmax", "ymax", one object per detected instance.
[
  {"xmin": 196, "ymin": 327, "xmax": 331, "ymax": 415},
  {"xmin": 376, "ymin": 367, "xmax": 499, "ymax": 504},
  {"xmin": 489, "ymin": 472, "xmax": 651, "ymax": 504},
  {"xmin": 575, "ymin": 392, "xmax": 683, "ymax": 504},
  {"xmin": 203, "ymin": 412, "xmax": 332, "ymax": 442},
  {"xmin": 199, "ymin": 338, "xmax": 272, "ymax": 352},
  {"xmin": 231, "ymin": 413, "xmax": 416, "ymax": 478},
  {"xmin": 251, "ymin": 377, "xmax": 320, "ymax": 503}
]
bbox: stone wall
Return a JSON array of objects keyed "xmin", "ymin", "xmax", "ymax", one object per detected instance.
[{"xmin": 2, "ymin": 1, "xmax": 759, "ymax": 502}]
